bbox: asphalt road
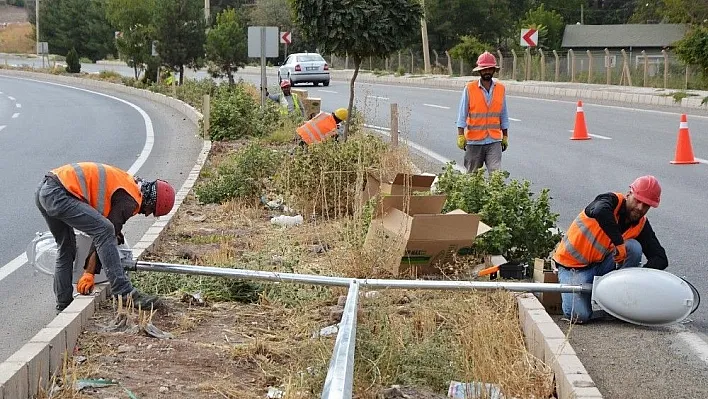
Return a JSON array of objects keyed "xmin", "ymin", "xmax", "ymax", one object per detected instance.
[
  {"xmin": 3, "ymin": 55, "xmax": 708, "ymax": 397},
  {"xmin": 0, "ymin": 74, "xmax": 204, "ymax": 363}
]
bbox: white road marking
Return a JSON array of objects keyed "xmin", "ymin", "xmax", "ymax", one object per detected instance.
[
  {"xmin": 509, "ymin": 117, "xmax": 521, "ymax": 122},
  {"xmin": 423, "ymin": 103, "xmax": 450, "ymax": 110},
  {"xmin": 318, "ymin": 89, "xmax": 338, "ymax": 94},
  {"xmin": 0, "ymin": 76, "xmax": 155, "ymax": 282},
  {"xmin": 567, "ymin": 129, "xmax": 612, "ymax": 140},
  {"xmin": 12, "ymin": 112, "xmax": 19, "ymax": 118},
  {"xmin": 15, "ymin": 103, "xmax": 21, "ymax": 108},
  {"xmin": 670, "ymin": 325, "xmax": 708, "ymax": 366},
  {"xmin": 0, "ymin": 125, "xmax": 5, "ymax": 132},
  {"xmin": 695, "ymin": 157, "xmax": 708, "ymax": 165},
  {"xmin": 366, "ymin": 95, "xmax": 389, "ymax": 101},
  {"xmin": 7, "ymin": 96, "xmax": 15, "ymax": 101}
]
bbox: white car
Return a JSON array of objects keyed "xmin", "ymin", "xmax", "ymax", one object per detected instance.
[{"xmin": 278, "ymin": 52, "xmax": 330, "ymax": 87}]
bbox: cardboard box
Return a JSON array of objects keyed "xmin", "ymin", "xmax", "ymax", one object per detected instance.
[
  {"xmin": 364, "ymin": 201, "xmax": 492, "ymax": 276},
  {"xmin": 291, "ymin": 88, "xmax": 309, "ymax": 99},
  {"xmin": 302, "ymin": 97, "xmax": 321, "ymax": 120},
  {"xmin": 533, "ymin": 258, "xmax": 563, "ymax": 314},
  {"xmin": 362, "ymin": 170, "xmax": 437, "ymax": 205}
]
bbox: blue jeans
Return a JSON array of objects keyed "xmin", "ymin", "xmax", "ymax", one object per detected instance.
[
  {"xmin": 35, "ymin": 177, "xmax": 134, "ymax": 311},
  {"xmin": 557, "ymin": 239, "xmax": 643, "ymax": 323}
]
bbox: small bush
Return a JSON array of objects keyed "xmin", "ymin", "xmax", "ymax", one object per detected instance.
[
  {"xmin": 65, "ymin": 48, "xmax": 80, "ymax": 73},
  {"xmin": 195, "ymin": 143, "xmax": 282, "ymax": 204},
  {"xmin": 209, "ymin": 83, "xmax": 280, "ymax": 140},
  {"xmin": 175, "ymin": 79, "xmax": 218, "ymax": 111},
  {"xmin": 275, "ymin": 134, "xmax": 388, "ymax": 218},
  {"xmin": 436, "ymin": 165, "xmax": 561, "ymax": 264}
]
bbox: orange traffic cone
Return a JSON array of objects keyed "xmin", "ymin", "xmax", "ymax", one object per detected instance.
[
  {"xmin": 570, "ymin": 100, "xmax": 591, "ymax": 140},
  {"xmin": 671, "ymin": 114, "xmax": 698, "ymax": 164}
]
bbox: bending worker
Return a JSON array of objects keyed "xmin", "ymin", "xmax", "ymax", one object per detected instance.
[
  {"xmin": 552, "ymin": 175, "xmax": 668, "ymax": 324},
  {"xmin": 35, "ymin": 162, "xmax": 176, "ymax": 312},
  {"xmin": 268, "ymin": 79, "xmax": 304, "ymax": 118},
  {"xmin": 296, "ymin": 108, "xmax": 348, "ymax": 145},
  {"xmin": 456, "ymin": 51, "xmax": 509, "ymax": 173}
]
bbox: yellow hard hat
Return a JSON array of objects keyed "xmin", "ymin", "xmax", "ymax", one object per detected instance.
[{"xmin": 334, "ymin": 108, "xmax": 348, "ymax": 121}]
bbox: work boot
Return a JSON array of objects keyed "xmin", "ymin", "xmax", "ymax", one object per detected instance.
[{"xmin": 116, "ymin": 289, "xmax": 161, "ymax": 310}]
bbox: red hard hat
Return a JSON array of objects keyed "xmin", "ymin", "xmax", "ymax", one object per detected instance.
[
  {"xmin": 629, "ymin": 175, "xmax": 661, "ymax": 208},
  {"xmin": 473, "ymin": 51, "xmax": 499, "ymax": 71},
  {"xmin": 155, "ymin": 180, "xmax": 176, "ymax": 217},
  {"xmin": 280, "ymin": 80, "xmax": 291, "ymax": 88}
]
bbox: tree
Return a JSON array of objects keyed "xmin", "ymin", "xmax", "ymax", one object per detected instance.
[
  {"xmin": 290, "ymin": 0, "xmax": 423, "ymax": 140},
  {"xmin": 449, "ymin": 35, "xmax": 490, "ymax": 66},
  {"xmin": 518, "ymin": 3, "xmax": 565, "ymax": 50},
  {"xmin": 205, "ymin": 8, "xmax": 247, "ymax": 84},
  {"xmin": 35, "ymin": 0, "xmax": 115, "ymax": 61},
  {"xmin": 106, "ymin": 0, "xmax": 155, "ymax": 79},
  {"xmin": 630, "ymin": 0, "xmax": 708, "ymax": 24},
  {"xmin": 152, "ymin": 0, "xmax": 207, "ymax": 85},
  {"xmin": 674, "ymin": 26, "xmax": 708, "ymax": 77}
]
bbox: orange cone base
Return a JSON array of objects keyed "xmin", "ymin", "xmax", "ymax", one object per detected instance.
[
  {"xmin": 570, "ymin": 136, "xmax": 591, "ymax": 141},
  {"xmin": 670, "ymin": 159, "xmax": 699, "ymax": 165}
]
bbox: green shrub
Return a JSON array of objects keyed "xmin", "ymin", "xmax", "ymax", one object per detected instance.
[
  {"xmin": 65, "ymin": 48, "xmax": 80, "ymax": 73},
  {"xmin": 275, "ymin": 134, "xmax": 388, "ymax": 217},
  {"xmin": 195, "ymin": 143, "xmax": 282, "ymax": 204},
  {"xmin": 175, "ymin": 79, "xmax": 218, "ymax": 110},
  {"xmin": 209, "ymin": 83, "xmax": 280, "ymax": 140},
  {"xmin": 435, "ymin": 164, "xmax": 561, "ymax": 264}
]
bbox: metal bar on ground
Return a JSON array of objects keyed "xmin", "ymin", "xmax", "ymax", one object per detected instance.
[
  {"xmin": 131, "ymin": 261, "xmax": 590, "ymax": 294},
  {"xmin": 321, "ymin": 281, "xmax": 359, "ymax": 399}
]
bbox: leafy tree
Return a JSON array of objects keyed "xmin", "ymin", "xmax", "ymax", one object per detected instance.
[
  {"xmin": 518, "ymin": 3, "xmax": 564, "ymax": 50},
  {"xmin": 205, "ymin": 8, "xmax": 247, "ymax": 84},
  {"xmin": 674, "ymin": 26, "xmax": 708, "ymax": 78},
  {"xmin": 105, "ymin": 0, "xmax": 155, "ymax": 79},
  {"xmin": 35, "ymin": 0, "xmax": 115, "ymax": 61},
  {"xmin": 630, "ymin": 0, "xmax": 708, "ymax": 24},
  {"xmin": 449, "ymin": 35, "xmax": 490, "ymax": 66},
  {"xmin": 290, "ymin": 0, "xmax": 423, "ymax": 140},
  {"xmin": 152, "ymin": 0, "xmax": 207, "ymax": 85}
]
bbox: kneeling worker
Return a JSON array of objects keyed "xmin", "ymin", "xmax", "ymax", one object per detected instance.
[
  {"xmin": 552, "ymin": 175, "xmax": 668, "ymax": 324},
  {"xmin": 296, "ymin": 108, "xmax": 348, "ymax": 145}
]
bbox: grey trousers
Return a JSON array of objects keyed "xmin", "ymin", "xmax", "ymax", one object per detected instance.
[
  {"xmin": 35, "ymin": 177, "xmax": 133, "ymax": 310},
  {"xmin": 463, "ymin": 142, "xmax": 502, "ymax": 173}
]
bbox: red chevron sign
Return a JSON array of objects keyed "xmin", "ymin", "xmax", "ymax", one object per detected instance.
[{"xmin": 520, "ymin": 29, "xmax": 538, "ymax": 47}]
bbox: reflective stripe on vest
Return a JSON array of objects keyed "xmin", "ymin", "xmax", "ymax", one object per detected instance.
[
  {"xmin": 465, "ymin": 81, "xmax": 505, "ymax": 141},
  {"xmin": 552, "ymin": 192, "xmax": 646, "ymax": 268},
  {"xmin": 51, "ymin": 162, "xmax": 143, "ymax": 217},
  {"xmin": 279, "ymin": 93, "xmax": 301, "ymax": 115},
  {"xmin": 296, "ymin": 112, "xmax": 337, "ymax": 145}
]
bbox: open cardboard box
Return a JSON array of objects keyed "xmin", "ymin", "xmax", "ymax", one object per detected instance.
[
  {"xmin": 532, "ymin": 258, "xmax": 563, "ymax": 314},
  {"xmin": 361, "ymin": 170, "xmax": 438, "ymax": 205},
  {"xmin": 364, "ymin": 199, "xmax": 494, "ymax": 276}
]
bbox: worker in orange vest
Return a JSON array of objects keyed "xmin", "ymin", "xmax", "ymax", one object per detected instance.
[
  {"xmin": 296, "ymin": 107, "xmax": 348, "ymax": 145},
  {"xmin": 456, "ymin": 51, "xmax": 509, "ymax": 174},
  {"xmin": 552, "ymin": 176, "xmax": 668, "ymax": 324},
  {"xmin": 35, "ymin": 162, "xmax": 176, "ymax": 312}
]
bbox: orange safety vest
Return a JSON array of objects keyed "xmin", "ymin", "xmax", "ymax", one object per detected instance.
[
  {"xmin": 296, "ymin": 112, "xmax": 338, "ymax": 145},
  {"xmin": 51, "ymin": 162, "xmax": 143, "ymax": 218},
  {"xmin": 465, "ymin": 81, "xmax": 505, "ymax": 141},
  {"xmin": 553, "ymin": 192, "xmax": 646, "ymax": 268}
]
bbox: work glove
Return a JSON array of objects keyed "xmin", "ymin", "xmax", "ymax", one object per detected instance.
[
  {"xmin": 501, "ymin": 137, "xmax": 508, "ymax": 152},
  {"xmin": 457, "ymin": 135, "xmax": 466, "ymax": 151},
  {"xmin": 613, "ymin": 243, "xmax": 627, "ymax": 264},
  {"xmin": 77, "ymin": 272, "xmax": 95, "ymax": 295}
]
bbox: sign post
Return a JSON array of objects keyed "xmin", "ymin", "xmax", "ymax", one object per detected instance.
[
  {"xmin": 520, "ymin": 28, "xmax": 538, "ymax": 47},
  {"xmin": 248, "ymin": 26, "xmax": 279, "ymax": 108}
]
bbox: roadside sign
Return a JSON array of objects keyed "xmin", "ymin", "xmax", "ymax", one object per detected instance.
[
  {"xmin": 247, "ymin": 26, "xmax": 279, "ymax": 58},
  {"xmin": 37, "ymin": 42, "xmax": 48, "ymax": 55},
  {"xmin": 520, "ymin": 28, "xmax": 538, "ymax": 47},
  {"xmin": 280, "ymin": 31, "xmax": 291, "ymax": 45}
]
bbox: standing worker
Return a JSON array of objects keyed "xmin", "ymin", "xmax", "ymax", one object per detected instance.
[
  {"xmin": 296, "ymin": 108, "xmax": 348, "ymax": 145},
  {"xmin": 552, "ymin": 176, "xmax": 668, "ymax": 324},
  {"xmin": 267, "ymin": 80, "xmax": 305, "ymax": 118},
  {"xmin": 35, "ymin": 162, "xmax": 176, "ymax": 312},
  {"xmin": 456, "ymin": 51, "xmax": 509, "ymax": 173}
]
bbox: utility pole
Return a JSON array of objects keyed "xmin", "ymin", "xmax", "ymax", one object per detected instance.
[
  {"xmin": 204, "ymin": 0, "xmax": 210, "ymax": 23},
  {"xmin": 420, "ymin": 0, "xmax": 431, "ymax": 74},
  {"xmin": 35, "ymin": 0, "xmax": 39, "ymax": 54},
  {"xmin": 580, "ymin": 4, "xmax": 584, "ymax": 24}
]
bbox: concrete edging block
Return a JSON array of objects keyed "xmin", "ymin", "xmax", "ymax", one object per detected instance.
[
  {"xmin": 0, "ymin": 69, "xmax": 211, "ymax": 399},
  {"xmin": 516, "ymin": 294, "xmax": 603, "ymax": 399}
]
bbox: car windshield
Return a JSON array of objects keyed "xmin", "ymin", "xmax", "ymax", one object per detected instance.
[{"xmin": 297, "ymin": 55, "xmax": 324, "ymax": 62}]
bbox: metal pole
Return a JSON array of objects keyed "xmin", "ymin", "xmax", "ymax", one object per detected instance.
[
  {"xmin": 204, "ymin": 0, "xmax": 209, "ymax": 23},
  {"xmin": 260, "ymin": 27, "xmax": 266, "ymax": 108},
  {"xmin": 321, "ymin": 281, "xmax": 358, "ymax": 399},
  {"xmin": 130, "ymin": 261, "xmax": 590, "ymax": 294}
]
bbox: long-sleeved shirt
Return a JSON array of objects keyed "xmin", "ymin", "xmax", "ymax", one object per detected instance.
[
  {"xmin": 267, "ymin": 93, "xmax": 304, "ymax": 117},
  {"xmin": 456, "ymin": 78, "xmax": 509, "ymax": 145},
  {"xmin": 584, "ymin": 192, "xmax": 668, "ymax": 270}
]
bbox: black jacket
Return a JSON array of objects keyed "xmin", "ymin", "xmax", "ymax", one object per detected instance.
[{"xmin": 584, "ymin": 192, "xmax": 668, "ymax": 270}]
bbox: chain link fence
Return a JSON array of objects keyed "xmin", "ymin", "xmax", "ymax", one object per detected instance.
[{"xmin": 326, "ymin": 48, "xmax": 703, "ymax": 91}]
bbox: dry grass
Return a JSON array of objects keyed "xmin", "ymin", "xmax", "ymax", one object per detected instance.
[{"xmin": 0, "ymin": 22, "xmax": 34, "ymax": 54}]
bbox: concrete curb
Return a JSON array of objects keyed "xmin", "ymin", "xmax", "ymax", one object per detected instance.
[
  {"xmin": 517, "ymin": 294, "xmax": 602, "ymax": 398},
  {"xmin": 0, "ymin": 70, "xmax": 212, "ymax": 398}
]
